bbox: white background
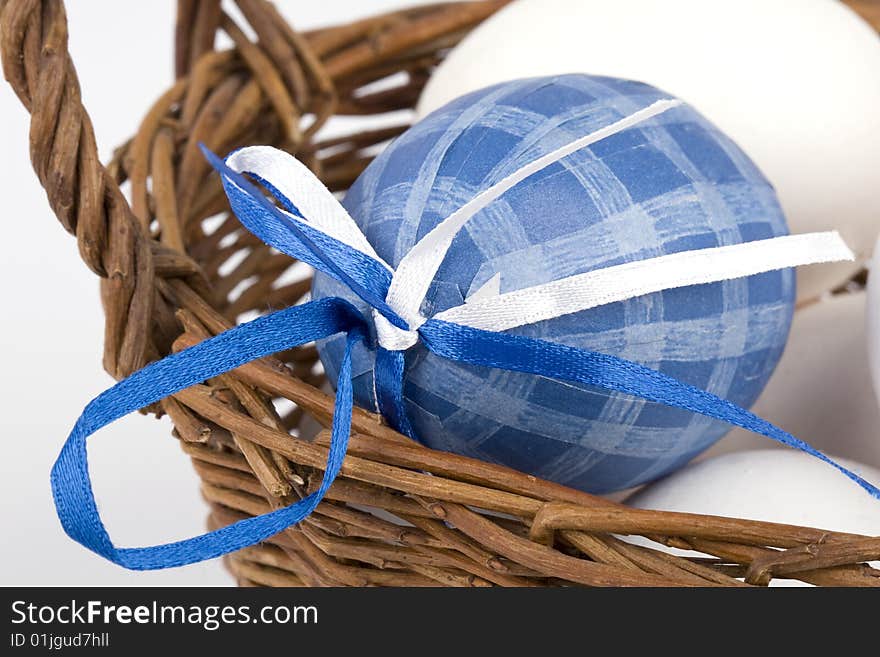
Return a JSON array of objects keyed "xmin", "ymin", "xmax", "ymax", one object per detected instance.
[
  {"xmin": 0, "ymin": 0, "xmax": 429, "ymax": 587},
  {"xmin": 2, "ymin": 1, "xmax": 878, "ymax": 587}
]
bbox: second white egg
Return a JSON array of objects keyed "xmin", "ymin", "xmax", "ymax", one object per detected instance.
[
  {"xmin": 703, "ymin": 291, "xmax": 880, "ymax": 468},
  {"xmin": 626, "ymin": 449, "xmax": 880, "ymax": 585}
]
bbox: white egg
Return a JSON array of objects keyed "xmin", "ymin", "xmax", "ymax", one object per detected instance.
[
  {"xmin": 627, "ymin": 449, "xmax": 880, "ymax": 585},
  {"xmin": 703, "ymin": 291, "xmax": 880, "ymax": 468},
  {"xmin": 629, "ymin": 449, "xmax": 880, "ymax": 533},
  {"xmin": 866, "ymin": 233, "xmax": 880, "ymax": 411},
  {"xmin": 418, "ymin": 0, "xmax": 880, "ymax": 302}
]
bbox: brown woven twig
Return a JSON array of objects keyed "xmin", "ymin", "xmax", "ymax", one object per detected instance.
[{"xmin": 2, "ymin": 0, "xmax": 879, "ymax": 587}]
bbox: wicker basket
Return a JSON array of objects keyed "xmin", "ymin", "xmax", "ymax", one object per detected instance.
[{"xmin": 2, "ymin": 0, "xmax": 879, "ymax": 587}]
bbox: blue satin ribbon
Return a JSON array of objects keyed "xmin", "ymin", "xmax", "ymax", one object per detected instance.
[
  {"xmin": 49, "ymin": 148, "xmax": 880, "ymax": 571},
  {"xmin": 51, "ymin": 298, "xmax": 367, "ymax": 570},
  {"xmin": 202, "ymin": 147, "xmax": 406, "ymax": 331}
]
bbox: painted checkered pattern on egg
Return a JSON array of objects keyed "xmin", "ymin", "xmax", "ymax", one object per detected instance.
[{"xmin": 312, "ymin": 74, "xmax": 794, "ymax": 493}]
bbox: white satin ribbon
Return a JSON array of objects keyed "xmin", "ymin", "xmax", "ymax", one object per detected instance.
[
  {"xmin": 227, "ymin": 146, "xmax": 391, "ymax": 268},
  {"xmin": 435, "ymin": 232, "xmax": 851, "ymax": 332},
  {"xmin": 226, "ymin": 100, "xmax": 854, "ymax": 351},
  {"xmin": 384, "ymin": 98, "xmax": 684, "ymax": 331}
]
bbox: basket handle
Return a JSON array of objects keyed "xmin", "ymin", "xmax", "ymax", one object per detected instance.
[
  {"xmin": 0, "ymin": 0, "xmax": 513, "ymax": 381},
  {"xmin": 51, "ymin": 297, "xmax": 366, "ymax": 569},
  {"xmin": 0, "ymin": 0, "xmax": 166, "ymax": 379}
]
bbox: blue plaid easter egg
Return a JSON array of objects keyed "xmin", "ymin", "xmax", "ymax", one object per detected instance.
[{"xmin": 312, "ymin": 74, "xmax": 794, "ymax": 494}]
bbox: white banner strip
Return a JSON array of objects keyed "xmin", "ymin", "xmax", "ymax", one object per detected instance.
[
  {"xmin": 434, "ymin": 232, "xmax": 854, "ymax": 332},
  {"xmin": 385, "ymin": 98, "xmax": 683, "ymax": 327},
  {"xmin": 226, "ymin": 146, "xmax": 391, "ymax": 269}
]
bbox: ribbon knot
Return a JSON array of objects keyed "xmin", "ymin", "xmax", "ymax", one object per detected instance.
[
  {"xmin": 373, "ymin": 309, "xmax": 423, "ymax": 351},
  {"xmin": 46, "ymin": 100, "xmax": 880, "ymax": 571}
]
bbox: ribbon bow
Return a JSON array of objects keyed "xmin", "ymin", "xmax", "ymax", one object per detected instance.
[{"xmin": 50, "ymin": 100, "xmax": 879, "ymax": 570}]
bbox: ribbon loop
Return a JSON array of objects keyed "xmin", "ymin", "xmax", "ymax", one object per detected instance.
[
  {"xmin": 51, "ymin": 298, "xmax": 367, "ymax": 569},
  {"xmin": 225, "ymin": 145, "xmax": 389, "ymax": 266},
  {"xmin": 200, "ymin": 145, "xmax": 407, "ymax": 330}
]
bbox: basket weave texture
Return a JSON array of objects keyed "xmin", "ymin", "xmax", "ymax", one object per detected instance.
[{"xmin": 2, "ymin": 0, "xmax": 880, "ymax": 587}]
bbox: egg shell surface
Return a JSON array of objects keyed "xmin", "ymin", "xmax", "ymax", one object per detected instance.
[{"xmin": 313, "ymin": 74, "xmax": 794, "ymax": 493}]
